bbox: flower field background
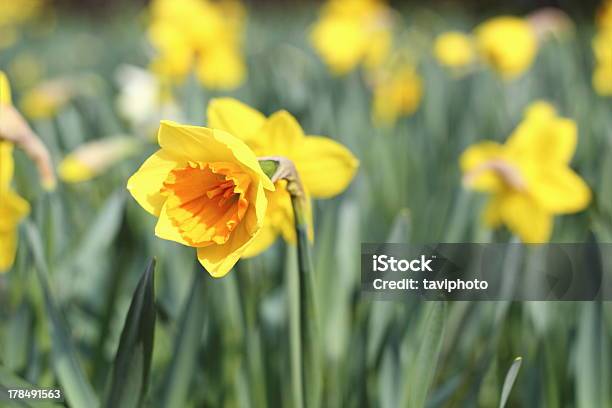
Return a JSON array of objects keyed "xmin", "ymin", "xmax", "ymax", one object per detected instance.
[{"xmin": 1, "ymin": 0, "xmax": 612, "ymax": 407}]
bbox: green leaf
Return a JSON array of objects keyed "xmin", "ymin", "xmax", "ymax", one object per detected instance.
[
  {"xmin": 0, "ymin": 365, "xmax": 63, "ymax": 408},
  {"xmin": 159, "ymin": 265, "xmax": 207, "ymax": 408},
  {"xmin": 3, "ymin": 302, "xmax": 32, "ymax": 372},
  {"xmin": 404, "ymin": 301, "xmax": 447, "ymax": 408},
  {"xmin": 24, "ymin": 222, "xmax": 100, "ymax": 408},
  {"xmin": 575, "ymin": 303, "xmax": 606, "ymax": 408},
  {"xmin": 499, "ymin": 357, "xmax": 522, "ymax": 408},
  {"xmin": 72, "ymin": 190, "xmax": 126, "ymax": 269},
  {"xmin": 104, "ymin": 259, "xmax": 156, "ymax": 408}
]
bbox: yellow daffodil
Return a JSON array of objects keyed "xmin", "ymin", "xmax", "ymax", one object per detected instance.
[
  {"xmin": 593, "ymin": 3, "xmax": 612, "ymax": 95},
  {"xmin": 59, "ymin": 137, "xmax": 140, "ymax": 183},
  {"xmin": 8, "ymin": 52, "xmax": 44, "ymax": 89},
  {"xmin": 460, "ymin": 101, "xmax": 591, "ymax": 243},
  {"xmin": 597, "ymin": 0, "xmax": 612, "ymax": 30},
  {"xmin": 371, "ymin": 63, "xmax": 422, "ymax": 126},
  {"xmin": 310, "ymin": 0, "xmax": 393, "ymax": 75},
  {"xmin": 0, "ymin": 72, "xmax": 30, "ymax": 271},
  {"xmin": 433, "ymin": 31, "xmax": 475, "ymax": 69},
  {"xmin": 0, "ymin": 0, "xmax": 44, "ymax": 49},
  {"xmin": 148, "ymin": 0, "xmax": 246, "ymax": 89},
  {"xmin": 207, "ymin": 98, "xmax": 359, "ymax": 256},
  {"xmin": 592, "ymin": 29, "xmax": 612, "ymax": 95},
  {"xmin": 20, "ymin": 79, "xmax": 76, "ymax": 119},
  {"xmin": 474, "ymin": 16, "xmax": 538, "ymax": 79},
  {"xmin": 127, "ymin": 121, "xmax": 274, "ymax": 277}
]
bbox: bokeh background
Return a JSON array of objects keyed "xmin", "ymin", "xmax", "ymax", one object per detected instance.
[{"xmin": 1, "ymin": 0, "xmax": 611, "ymax": 407}]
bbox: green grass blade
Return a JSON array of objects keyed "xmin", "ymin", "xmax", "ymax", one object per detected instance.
[
  {"xmin": 104, "ymin": 259, "xmax": 156, "ymax": 408},
  {"xmin": 72, "ymin": 190, "xmax": 126, "ymax": 269},
  {"xmin": 24, "ymin": 222, "xmax": 100, "ymax": 408},
  {"xmin": 159, "ymin": 265, "xmax": 207, "ymax": 408},
  {"xmin": 499, "ymin": 357, "xmax": 522, "ymax": 408},
  {"xmin": 405, "ymin": 301, "xmax": 447, "ymax": 408},
  {"xmin": 575, "ymin": 302, "xmax": 605, "ymax": 408}
]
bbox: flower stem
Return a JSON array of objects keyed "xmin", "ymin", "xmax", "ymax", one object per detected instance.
[
  {"xmin": 258, "ymin": 156, "xmax": 322, "ymax": 407},
  {"xmin": 290, "ymin": 190, "xmax": 321, "ymax": 408}
]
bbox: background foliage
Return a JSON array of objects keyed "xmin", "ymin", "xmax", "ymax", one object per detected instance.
[{"xmin": 0, "ymin": 2, "xmax": 611, "ymax": 407}]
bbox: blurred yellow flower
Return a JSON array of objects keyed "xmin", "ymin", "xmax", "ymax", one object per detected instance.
[
  {"xmin": 310, "ymin": 0, "xmax": 393, "ymax": 75},
  {"xmin": 59, "ymin": 137, "xmax": 140, "ymax": 183},
  {"xmin": 371, "ymin": 63, "xmax": 422, "ymax": 126},
  {"xmin": 9, "ymin": 52, "xmax": 44, "ymax": 89},
  {"xmin": 208, "ymin": 98, "xmax": 359, "ymax": 256},
  {"xmin": 127, "ymin": 121, "xmax": 274, "ymax": 277},
  {"xmin": 593, "ymin": 3, "xmax": 612, "ymax": 95},
  {"xmin": 474, "ymin": 16, "xmax": 538, "ymax": 79},
  {"xmin": 460, "ymin": 101, "xmax": 591, "ymax": 243},
  {"xmin": 434, "ymin": 31, "xmax": 475, "ymax": 68},
  {"xmin": 0, "ymin": 72, "xmax": 30, "ymax": 272},
  {"xmin": 597, "ymin": 0, "xmax": 612, "ymax": 30},
  {"xmin": 20, "ymin": 79, "xmax": 75, "ymax": 119},
  {"xmin": 0, "ymin": 0, "xmax": 44, "ymax": 49},
  {"xmin": 148, "ymin": 0, "xmax": 246, "ymax": 89}
]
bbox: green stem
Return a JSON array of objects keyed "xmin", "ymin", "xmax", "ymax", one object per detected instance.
[{"xmin": 290, "ymin": 192, "xmax": 321, "ymax": 408}]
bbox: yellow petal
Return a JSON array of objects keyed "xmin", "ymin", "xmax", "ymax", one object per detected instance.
[
  {"xmin": 0, "ymin": 189, "xmax": 30, "ymax": 231},
  {"xmin": 0, "ymin": 70, "xmax": 12, "ymax": 106},
  {"xmin": 459, "ymin": 141, "xmax": 505, "ymax": 192},
  {"xmin": 0, "ymin": 141, "xmax": 14, "ymax": 190},
  {"xmin": 529, "ymin": 166, "xmax": 591, "ymax": 214},
  {"xmin": 58, "ymin": 156, "xmax": 96, "ymax": 183},
  {"xmin": 154, "ymin": 201, "xmax": 193, "ymax": 246},
  {"xmin": 127, "ymin": 149, "xmax": 183, "ymax": 216},
  {"xmin": 593, "ymin": 63, "xmax": 612, "ymax": 95},
  {"xmin": 483, "ymin": 195, "xmax": 503, "ymax": 228},
  {"xmin": 434, "ymin": 31, "xmax": 475, "ymax": 68},
  {"xmin": 475, "ymin": 16, "xmax": 537, "ymax": 79},
  {"xmin": 196, "ymin": 221, "xmax": 254, "ymax": 277},
  {"xmin": 267, "ymin": 181, "xmax": 314, "ymax": 245},
  {"xmin": 523, "ymin": 100, "xmax": 556, "ymax": 121},
  {"xmin": 158, "ymin": 121, "xmax": 274, "ymax": 191},
  {"xmin": 256, "ymin": 110, "xmax": 304, "ymax": 156},
  {"xmin": 207, "ymin": 97, "xmax": 266, "ymax": 143},
  {"xmin": 293, "ymin": 135, "xmax": 359, "ymax": 198},
  {"xmin": 507, "ymin": 117, "xmax": 577, "ymax": 164},
  {"xmin": 157, "ymin": 120, "xmax": 221, "ymax": 162},
  {"xmin": 195, "ymin": 45, "xmax": 246, "ymax": 90},
  {"xmin": 0, "ymin": 230, "xmax": 18, "ymax": 272},
  {"xmin": 310, "ymin": 18, "xmax": 366, "ymax": 75},
  {"xmin": 500, "ymin": 192, "xmax": 552, "ymax": 243},
  {"xmin": 241, "ymin": 223, "xmax": 279, "ymax": 258}
]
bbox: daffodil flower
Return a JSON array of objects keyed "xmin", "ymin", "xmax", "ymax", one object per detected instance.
[
  {"xmin": 597, "ymin": 0, "xmax": 612, "ymax": 30},
  {"xmin": 148, "ymin": 0, "xmax": 246, "ymax": 89},
  {"xmin": 127, "ymin": 121, "xmax": 274, "ymax": 277},
  {"xmin": 460, "ymin": 102, "xmax": 591, "ymax": 243},
  {"xmin": 592, "ymin": 2, "xmax": 612, "ymax": 96},
  {"xmin": 592, "ymin": 29, "xmax": 612, "ymax": 95},
  {"xmin": 207, "ymin": 98, "xmax": 359, "ymax": 256},
  {"xmin": 433, "ymin": 31, "xmax": 475, "ymax": 69},
  {"xmin": 0, "ymin": 0, "xmax": 44, "ymax": 49},
  {"xmin": 371, "ymin": 62, "xmax": 422, "ymax": 126},
  {"xmin": 310, "ymin": 0, "xmax": 393, "ymax": 75},
  {"xmin": 474, "ymin": 16, "xmax": 538, "ymax": 79},
  {"xmin": 0, "ymin": 72, "xmax": 30, "ymax": 272},
  {"xmin": 59, "ymin": 137, "xmax": 141, "ymax": 183}
]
